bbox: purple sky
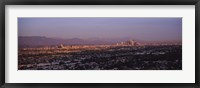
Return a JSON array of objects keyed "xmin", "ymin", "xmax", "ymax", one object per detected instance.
[{"xmin": 18, "ymin": 18, "xmax": 182, "ymax": 41}]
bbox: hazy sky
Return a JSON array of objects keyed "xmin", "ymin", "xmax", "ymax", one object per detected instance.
[{"xmin": 18, "ymin": 18, "xmax": 182, "ymax": 41}]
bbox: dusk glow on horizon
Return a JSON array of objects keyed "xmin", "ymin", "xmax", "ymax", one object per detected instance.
[
  {"xmin": 18, "ymin": 18, "xmax": 182, "ymax": 41},
  {"xmin": 18, "ymin": 18, "xmax": 182, "ymax": 70}
]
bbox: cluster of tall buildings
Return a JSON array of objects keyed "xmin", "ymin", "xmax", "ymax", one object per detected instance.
[{"xmin": 116, "ymin": 40, "xmax": 140, "ymax": 46}]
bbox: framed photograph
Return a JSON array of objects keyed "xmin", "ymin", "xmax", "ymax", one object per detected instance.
[{"xmin": 0, "ymin": 0, "xmax": 200, "ymax": 88}]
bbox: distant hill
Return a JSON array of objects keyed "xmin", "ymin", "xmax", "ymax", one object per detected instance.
[
  {"xmin": 18, "ymin": 36, "xmax": 124, "ymax": 48},
  {"xmin": 18, "ymin": 36, "xmax": 182, "ymax": 48}
]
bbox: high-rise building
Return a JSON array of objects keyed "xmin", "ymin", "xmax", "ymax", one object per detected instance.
[{"xmin": 116, "ymin": 40, "xmax": 140, "ymax": 46}]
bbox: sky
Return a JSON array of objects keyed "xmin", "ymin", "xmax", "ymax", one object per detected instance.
[{"xmin": 18, "ymin": 18, "xmax": 182, "ymax": 41}]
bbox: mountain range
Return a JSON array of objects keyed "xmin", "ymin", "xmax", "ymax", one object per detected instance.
[
  {"xmin": 18, "ymin": 36, "xmax": 133, "ymax": 48},
  {"xmin": 18, "ymin": 36, "xmax": 182, "ymax": 48}
]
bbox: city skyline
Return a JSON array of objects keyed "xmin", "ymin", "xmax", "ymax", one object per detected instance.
[
  {"xmin": 18, "ymin": 17, "xmax": 182, "ymax": 70},
  {"xmin": 18, "ymin": 17, "xmax": 182, "ymax": 41}
]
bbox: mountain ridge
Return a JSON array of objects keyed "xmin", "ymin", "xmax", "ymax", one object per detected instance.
[{"xmin": 18, "ymin": 36, "xmax": 182, "ymax": 48}]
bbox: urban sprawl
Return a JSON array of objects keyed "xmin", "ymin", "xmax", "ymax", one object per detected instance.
[{"xmin": 18, "ymin": 40, "xmax": 182, "ymax": 70}]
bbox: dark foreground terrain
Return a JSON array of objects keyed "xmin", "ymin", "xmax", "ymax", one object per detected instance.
[{"xmin": 18, "ymin": 45, "xmax": 182, "ymax": 70}]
